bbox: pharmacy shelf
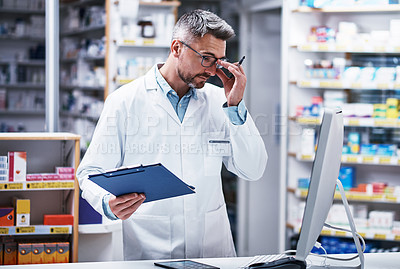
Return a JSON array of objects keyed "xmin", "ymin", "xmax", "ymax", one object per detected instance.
[
  {"xmin": 292, "ymin": 4, "xmax": 400, "ymax": 13},
  {"xmin": 296, "ymin": 79, "xmax": 400, "ymax": 90},
  {"xmin": 61, "ymin": 56, "xmax": 105, "ymax": 63},
  {"xmin": 61, "ymin": 25, "xmax": 105, "ymax": 37},
  {"xmin": 0, "ymin": 83, "xmax": 45, "ymax": 89},
  {"xmin": 291, "ymin": 152, "xmax": 400, "ymax": 167},
  {"xmin": 60, "ymin": 112, "xmax": 99, "ymax": 122},
  {"xmin": 0, "ymin": 225, "xmax": 72, "ymax": 236},
  {"xmin": 294, "ymin": 43, "xmax": 400, "ymax": 54},
  {"xmin": 0, "ymin": 60, "xmax": 45, "ymax": 66},
  {"xmin": 0, "ymin": 35, "xmax": 45, "ymax": 42},
  {"xmin": 293, "ymin": 116, "xmax": 400, "ymax": 129},
  {"xmin": 0, "ymin": 132, "xmax": 80, "ymax": 261},
  {"xmin": 0, "ymin": 8, "xmax": 44, "ymax": 15},
  {"xmin": 0, "ymin": 110, "xmax": 45, "ymax": 116},
  {"xmin": 15, "ymin": 60, "xmax": 46, "ymax": 66},
  {"xmin": 289, "ymin": 187, "xmax": 400, "ymax": 204},
  {"xmin": 79, "ymin": 220, "xmax": 122, "ymax": 234},
  {"xmin": 60, "ymin": 85, "xmax": 105, "ymax": 92},
  {"xmin": 138, "ymin": 1, "xmax": 181, "ymax": 7},
  {"xmin": 116, "ymin": 39, "xmax": 170, "ymax": 48},
  {"xmin": 0, "ymin": 181, "xmax": 75, "ymax": 191},
  {"xmin": 282, "ymin": 1, "xmax": 400, "ymax": 252},
  {"xmin": 0, "ymin": 132, "xmax": 80, "ymax": 141},
  {"xmin": 60, "ymin": 0, "xmax": 104, "ymax": 8},
  {"xmin": 288, "ymin": 223, "xmax": 400, "ymax": 242}
]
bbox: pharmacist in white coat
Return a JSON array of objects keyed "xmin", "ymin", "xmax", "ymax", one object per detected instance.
[{"xmin": 77, "ymin": 9, "xmax": 267, "ymax": 260}]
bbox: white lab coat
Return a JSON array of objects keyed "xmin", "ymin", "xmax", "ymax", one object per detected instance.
[{"xmin": 77, "ymin": 64, "xmax": 267, "ymax": 260}]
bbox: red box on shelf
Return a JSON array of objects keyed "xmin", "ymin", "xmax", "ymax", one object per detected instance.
[
  {"xmin": 55, "ymin": 167, "xmax": 75, "ymax": 175},
  {"xmin": 26, "ymin": 174, "xmax": 43, "ymax": 181},
  {"xmin": 43, "ymin": 214, "xmax": 74, "ymax": 226},
  {"xmin": 42, "ymin": 174, "xmax": 60, "ymax": 181},
  {"xmin": 58, "ymin": 174, "xmax": 75, "ymax": 180}
]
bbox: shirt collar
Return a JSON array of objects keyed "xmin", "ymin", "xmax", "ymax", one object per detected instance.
[{"xmin": 154, "ymin": 64, "xmax": 198, "ymax": 100}]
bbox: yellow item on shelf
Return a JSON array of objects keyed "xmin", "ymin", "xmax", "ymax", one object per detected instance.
[
  {"xmin": 18, "ymin": 243, "xmax": 32, "ymax": 265},
  {"xmin": 386, "ymin": 98, "xmax": 399, "ymax": 119},
  {"xmin": 56, "ymin": 242, "xmax": 70, "ymax": 263},
  {"xmin": 31, "ymin": 243, "xmax": 45, "ymax": 264},
  {"xmin": 373, "ymin": 104, "xmax": 387, "ymax": 118},
  {"xmin": 14, "ymin": 199, "xmax": 30, "ymax": 226}
]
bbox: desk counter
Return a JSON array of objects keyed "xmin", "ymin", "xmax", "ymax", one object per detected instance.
[{"xmin": 1, "ymin": 252, "xmax": 399, "ymax": 268}]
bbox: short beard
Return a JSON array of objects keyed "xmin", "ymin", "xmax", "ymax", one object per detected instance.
[{"xmin": 177, "ymin": 67, "xmax": 209, "ymax": 89}]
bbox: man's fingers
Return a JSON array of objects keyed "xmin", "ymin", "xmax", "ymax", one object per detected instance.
[
  {"xmin": 218, "ymin": 60, "xmax": 242, "ymax": 73},
  {"xmin": 109, "ymin": 193, "xmax": 146, "ymax": 219},
  {"xmin": 216, "ymin": 68, "xmax": 230, "ymax": 82},
  {"xmin": 117, "ymin": 197, "xmax": 146, "ymax": 220},
  {"xmin": 112, "ymin": 194, "xmax": 146, "ymax": 220},
  {"xmin": 112, "ymin": 193, "xmax": 143, "ymax": 205}
]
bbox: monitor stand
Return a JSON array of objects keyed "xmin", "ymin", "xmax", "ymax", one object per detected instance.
[{"xmin": 309, "ymin": 179, "xmax": 365, "ymax": 269}]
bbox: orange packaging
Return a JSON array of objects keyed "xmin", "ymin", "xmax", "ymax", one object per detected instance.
[
  {"xmin": 44, "ymin": 243, "xmax": 57, "ymax": 264},
  {"xmin": 43, "ymin": 214, "xmax": 73, "ymax": 226},
  {"xmin": 0, "ymin": 207, "xmax": 14, "ymax": 226},
  {"xmin": 3, "ymin": 243, "xmax": 17, "ymax": 265},
  {"xmin": 56, "ymin": 242, "xmax": 69, "ymax": 263},
  {"xmin": 18, "ymin": 243, "xmax": 31, "ymax": 265},
  {"xmin": 31, "ymin": 243, "xmax": 44, "ymax": 264},
  {"xmin": 0, "ymin": 243, "xmax": 3, "ymax": 265}
]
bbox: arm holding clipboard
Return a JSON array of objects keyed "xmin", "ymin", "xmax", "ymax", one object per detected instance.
[{"xmin": 88, "ymin": 164, "xmax": 195, "ymax": 220}]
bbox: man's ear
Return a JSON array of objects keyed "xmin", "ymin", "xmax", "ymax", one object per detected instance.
[{"xmin": 171, "ymin": 39, "xmax": 181, "ymax": 58}]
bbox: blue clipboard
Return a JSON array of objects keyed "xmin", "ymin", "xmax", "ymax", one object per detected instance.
[{"xmin": 88, "ymin": 163, "xmax": 195, "ymax": 203}]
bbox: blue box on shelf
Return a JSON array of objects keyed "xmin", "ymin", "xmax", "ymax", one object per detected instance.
[
  {"xmin": 339, "ymin": 166, "xmax": 355, "ymax": 190},
  {"xmin": 79, "ymin": 196, "xmax": 102, "ymax": 225}
]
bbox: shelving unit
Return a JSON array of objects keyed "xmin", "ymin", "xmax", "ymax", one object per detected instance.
[
  {"xmin": 0, "ymin": 2, "xmax": 46, "ymax": 132},
  {"xmin": 107, "ymin": 0, "xmax": 180, "ymax": 94},
  {"xmin": 59, "ymin": 0, "xmax": 107, "ymax": 151},
  {"xmin": 281, "ymin": 0, "xmax": 400, "ymax": 252},
  {"xmin": 289, "ymin": 187, "xmax": 400, "ymax": 243},
  {"xmin": 0, "ymin": 132, "xmax": 81, "ymax": 263}
]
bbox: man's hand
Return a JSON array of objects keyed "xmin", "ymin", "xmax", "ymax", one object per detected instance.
[
  {"xmin": 215, "ymin": 59, "xmax": 247, "ymax": 107},
  {"xmin": 109, "ymin": 193, "xmax": 146, "ymax": 220}
]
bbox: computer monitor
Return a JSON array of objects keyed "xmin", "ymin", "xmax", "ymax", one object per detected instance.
[
  {"xmin": 248, "ymin": 107, "xmax": 364, "ymax": 268},
  {"xmin": 296, "ymin": 107, "xmax": 343, "ymax": 261}
]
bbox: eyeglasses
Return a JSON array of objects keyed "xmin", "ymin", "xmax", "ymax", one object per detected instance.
[{"xmin": 179, "ymin": 40, "xmax": 227, "ymax": 68}]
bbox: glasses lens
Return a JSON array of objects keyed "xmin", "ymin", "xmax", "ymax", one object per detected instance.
[{"xmin": 202, "ymin": 56, "xmax": 217, "ymax": 67}]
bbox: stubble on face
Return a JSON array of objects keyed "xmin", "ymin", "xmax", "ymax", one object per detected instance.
[{"xmin": 177, "ymin": 65, "xmax": 210, "ymax": 89}]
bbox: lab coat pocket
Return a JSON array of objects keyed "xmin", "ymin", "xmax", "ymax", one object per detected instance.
[
  {"xmin": 203, "ymin": 203, "xmax": 235, "ymax": 258},
  {"xmin": 202, "ymin": 132, "xmax": 230, "ymax": 176},
  {"xmin": 123, "ymin": 215, "xmax": 171, "ymax": 260}
]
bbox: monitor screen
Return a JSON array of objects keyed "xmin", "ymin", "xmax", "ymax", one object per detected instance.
[{"xmin": 295, "ymin": 107, "xmax": 344, "ymax": 261}]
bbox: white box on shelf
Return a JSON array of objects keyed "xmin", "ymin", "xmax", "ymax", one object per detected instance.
[{"xmin": 7, "ymin": 151, "xmax": 27, "ymax": 182}]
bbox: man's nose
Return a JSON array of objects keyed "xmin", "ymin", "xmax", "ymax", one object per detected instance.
[{"xmin": 205, "ymin": 64, "xmax": 217, "ymax": 76}]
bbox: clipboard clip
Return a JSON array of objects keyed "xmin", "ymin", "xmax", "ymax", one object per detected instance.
[{"xmin": 104, "ymin": 166, "xmax": 145, "ymax": 178}]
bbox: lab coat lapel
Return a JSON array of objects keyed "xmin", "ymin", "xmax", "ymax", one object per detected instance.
[
  {"xmin": 144, "ymin": 67, "xmax": 181, "ymax": 125},
  {"xmin": 184, "ymin": 92, "xmax": 204, "ymax": 123}
]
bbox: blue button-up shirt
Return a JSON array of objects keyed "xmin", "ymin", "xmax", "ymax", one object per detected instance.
[{"xmin": 102, "ymin": 66, "xmax": 248, "ymax": 219}]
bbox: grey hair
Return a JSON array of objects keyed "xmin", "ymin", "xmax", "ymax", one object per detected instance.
[{"xmin": 172, "ymin": 9, "xmax": 235, "ymax": 43}]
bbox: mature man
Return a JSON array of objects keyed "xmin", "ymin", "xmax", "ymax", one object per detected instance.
[{"xmin": 77, "ymin": 9, "xmax": 267, "ymax": 260}]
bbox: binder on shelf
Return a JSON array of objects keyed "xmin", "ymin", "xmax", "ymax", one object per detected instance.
[{"xmin": 88, "ymin": 163, "xmax": 195, "ymax": 203}]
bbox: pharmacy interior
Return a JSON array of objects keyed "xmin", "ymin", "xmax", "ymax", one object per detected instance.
[{"xmin": 0, "ymin": 0, "xmax": 400, "ymax": 267}]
